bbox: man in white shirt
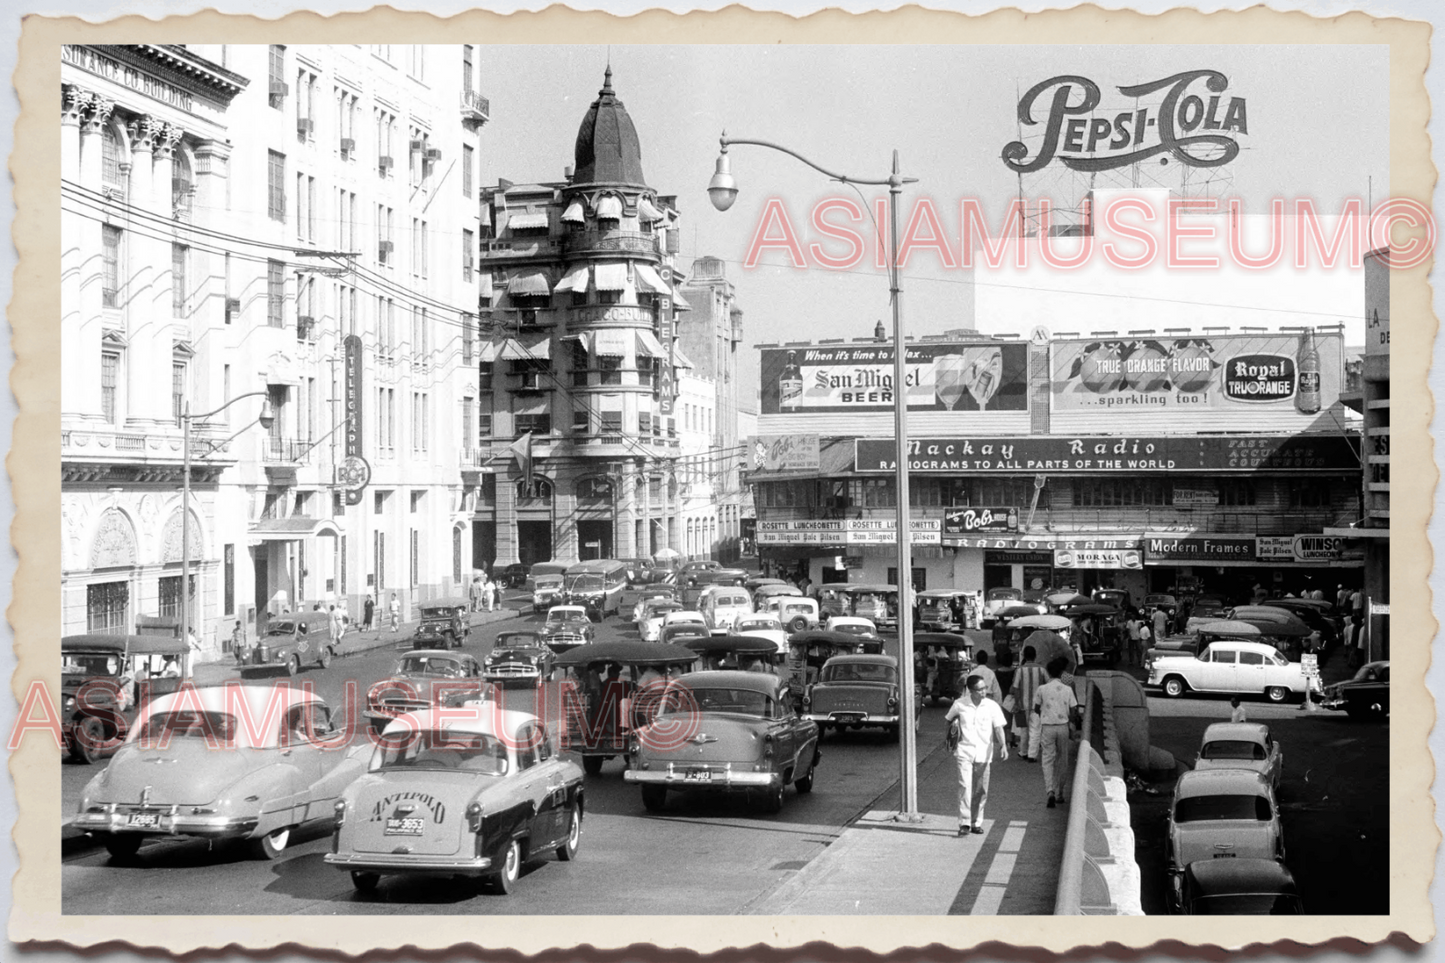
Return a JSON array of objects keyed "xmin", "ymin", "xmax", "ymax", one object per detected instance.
[
  {"xmin": 970, "ymin": 649, "xmax": 1003, "ymax": 703},
  {"xmin": 944, "ymin": 673, "xmax": 1009, "ymax": 836},
  {"xmin": 1032, "ymin": 656, "xmax": 1079, "ymax": 808}
]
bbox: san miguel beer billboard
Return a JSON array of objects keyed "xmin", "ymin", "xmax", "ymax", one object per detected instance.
[
  {"xmin": 1051, "ymin": 332, "xmax": 1341, "ymax": 415},
  {"xmin": 760, "ymin": 341, "xmax": 1027, "ymax": 415}
]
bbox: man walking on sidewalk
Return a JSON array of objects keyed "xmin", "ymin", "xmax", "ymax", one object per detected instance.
[
  {"xmin": 944, "ymin": 673, "xmax": 1009, "ymax": 836},
  {"xmin": 1008, "ymin": 645, "xmax": 1047, "ymax": 760},
  {"xmin": 1033, "ymin": 656, "xmax": 1078, "ymax": 808}
]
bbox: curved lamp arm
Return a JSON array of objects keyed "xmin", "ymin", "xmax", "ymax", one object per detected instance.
[
  {"xmin": 189, "ymin": 389, "xmax": 274, "ymax": 426},
  {"xmin": 717, "ymin": 134, "xmax": 919, "ymax": 188}
]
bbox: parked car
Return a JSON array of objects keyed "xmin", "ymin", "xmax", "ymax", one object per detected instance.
[
  {"xmin": 532, "ymin": 574, "xmax": 566, "ymax": 613},
  {"xmin": 411, "ymin": 597, "xmax": 471, "ymax": 650},
  {"xmin": 498, "ymin": 563, "xmax": 529, "ymax": 590},
  {"xmin": 538, "ymin": 605, "xmax": 596, "ymax": 653},
  {"xmin": 624, "ymin": 670, "xmax": 820, "ymax": 814},
  {"xmin": 630, "ymin": 587, "xmax": 678, "ymax": 624},
  {"xmin": 365, "ymin": 650, "xmax": 487, "ymax": 731},
  {"xmin": 763, "ymin": 595, "xmax": 821, "ymax": 635},
  {"xmin": 73, "ymin": 685, "xmax": 371, "ymax": 861},
  {"xmin": 1262, "ymin": 597, "xmax": 1341, "ymax": 646},
  {"xmin": 247, "ymin": 612, "xmax": 335, "ymax": 675},
  {"xmin": 483, "ymin": 631, "xmax": 556, "ymax": 688},
  {"xmin": 61, "ymin": 633, "xmax": 191, "ymax": 764},
  {"xmin": 1167, "ymin": 769, "xmax": 1285, "ymax": 911},
  {"xmin": 826, "ymin": 616, "xmax": 881, "ymax": 644},
  {"xmin": 700, "ymin": 587, "xmax": 753, "ymax": 635},
  {"xmin": 983, "ymin": 587, "xmax": 1024, "ymax": 626},
  {"xmin": 803, "ymin": 654, "xmax": 915, "ymax": 737},
  {"xmin": 1179, "ymin": 857, "xmax": 1303, "ymax": 915},
  {"xmin": 660, "ymin": 622, "xmax": 712, "ymax": 646},
  {"xmin": 661, "ymin": 609, "xmax": 709, "ymax": 633},
  {"xmin": 638, "ymin": 598, "xmax": 685, "ymax": 642},
  {"xmin": 679, "ymin": 560, "xmax": 723, "ymax": 586},
  {"xmin": 325, "ymin": 707, "xmax": 584, "ymax": 895},
  {"xmin": 1192, "ymin": 722, "xmax": 1283, "ymax": 791},
  {"xmin": 1146, "ymin": 639, "xmax": 1320, "ymax": 703},
  {"xmin": 1321, "ymin": 660, "xmax": 1390, "ymax": 721},
  {"xmin": 732, "ymin": 615, "xmax": 788, "ymax": 654},
  {"xmin": 753, "ymin": 582, "xmax": 804, "ymax": 611}
]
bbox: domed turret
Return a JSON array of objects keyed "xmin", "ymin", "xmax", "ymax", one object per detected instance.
[{"xmin": 572, "ymin": 66, "xmax": 648, "ymax": 188}]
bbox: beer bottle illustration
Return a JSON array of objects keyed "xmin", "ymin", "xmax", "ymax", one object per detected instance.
[
  {"xmin": 779, "ymin": 350, "xmax": 804, "ymax": 408},
  {"xmin": 1296, "ymin": 329, "xmax": 1321, "ymax": 414}
]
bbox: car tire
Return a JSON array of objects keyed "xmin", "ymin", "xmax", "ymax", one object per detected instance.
[
  {"xmin": 70, "ymin": 716, "xmax": 107, "ymax": 764},
  {"xmin": 318, "ymin": 646, "xmax": 332, "ymax": 670},
  {"xmin": 350, "ymin": 871, "xmax": 380, "ymax": 893},
  {"xmin": 556, "ymin": 803, "xmax": 582, "ymax": 860},
  {"xmin": 102, "ymin": 833, "xmax": 143, "ymax": 861},
  {"xmin": 795, "ymin": 760, "xmax": 816, "ymax": 794},
  {"xmin": 286, "ymin": 655, "xmax": 301, "ymax": 677},
  {"xmin": 248, "ymin": 827, "xmax": 291, "ymax": 860},
  {"xmin": 1266, "ymin": 686, "xmax": 1290, "ymax": 704},
  {"xmin": 641, "ymin": 785, "xmax": 668, "ymax": 812},
  {"xmin": 487, "ymin": 839, "xmax": 521, "ymax": 895},
  {"xmin": 760, "ymin": 782, "xmax": 785, "ymax": 814},
  {"xmin": 582, "ymin": 755, "xmax": 604, "ymax": 776},
  {"xmin": 787, "ymin": 615, "xmax": 809, "ymax": 634},
  {"xmin": 1162, "ymin": 677, "xmax": 1187, "ymax": 698}
]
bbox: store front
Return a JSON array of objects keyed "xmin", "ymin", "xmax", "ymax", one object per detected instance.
[{"xmin": 1144, "ymin": 533, "xmax": 1364, "ymax": 603}]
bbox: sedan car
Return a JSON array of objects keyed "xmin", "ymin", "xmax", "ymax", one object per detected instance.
[
  {"xmin": 802, "ymin": 654, "xmax": 914, "ymax": 736},
  {"xmin": 825, "ymin": 616, "xmax": 881, "ymax": 645},
  {"xmin": 1193, "ymin": 722, "xmax": 1283, "ymax": 791},
  {"xmin": 365, "ymin": 650, "xmax": 487, "ymax": 731},
  {"xmin": 1146, "ymin": 640, "xmax": 1320, "ymax": 703},
  {"xmin": 1179, "ymin": 858, "xmax": 1303, "ymax": 915},
  {"xmin": 1167, "ymin": 769, "xmax": 1285, "ymax": 911},
  {"xmin": 538, "ymin": 605, "xmax": 596, "ymax": 653},
  {"xmin": 325, "ymin": 708, "xmax": 584, "ymax": 895},
  {"xmin": 1321, "ymin": 660, "xmax": 1390, "ymax": 721},
  {"xmin": 483, "ymin": 631, "xmax": 556, "ymax": 688},
  {"xmin": 73, "ymin": 685, "xmax": 370, "ymax": 861},
  {"xmin": 733, "ymin": 615, "xmax": 788, "ymax": 654},
  {"xmin": 983, "ymin": 587, "xmax": 1024, "ymax": 625},
  {"xmin": 765, "ymin": 595, "xmax": 822, "ymax": 635},
  {"xmin": 624, "ymin": 670, "xmax": 820, "ymax": 814},
  {"xmin": 637, "ymin": 599, "xmax": 684, "ymax": 642},
  {"xmin": 630, "ymin": 588, "xmax": 678, "ymax": 624}
]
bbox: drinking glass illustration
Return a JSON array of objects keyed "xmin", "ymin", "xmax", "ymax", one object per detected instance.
[{"xmin": 934, "ymin": 355, "xmax": 969, "ymax": 410}]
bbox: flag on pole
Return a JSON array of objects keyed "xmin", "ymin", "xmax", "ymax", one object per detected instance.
[{"xmin": 505, "ymin": 431, "xmax": 533, "ymax": 491}]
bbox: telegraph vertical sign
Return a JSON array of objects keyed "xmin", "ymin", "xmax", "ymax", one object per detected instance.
[{"xmin": 341, "ymin": 334, "xmax": 371, "ymax": 506}]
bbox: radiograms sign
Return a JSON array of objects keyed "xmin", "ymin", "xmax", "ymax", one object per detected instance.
[
  {"xmin": 1051, "ymin": 334, "xmax": 1340, "ymax": 414},
  {"xmin": 1002, "ymin": 70, "xmax": 1247, "ymax": 174},
  {"xmin": 760, "ymin": 342, "xmax": 1027, "ymax": 415}
]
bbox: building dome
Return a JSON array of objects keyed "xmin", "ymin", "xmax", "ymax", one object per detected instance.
[{"xmin": 572, "ymin": 66, "xmax": 647, "ymax": 188}]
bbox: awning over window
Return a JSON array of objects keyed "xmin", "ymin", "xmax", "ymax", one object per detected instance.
[
  {"xmin": 498, "ymin": 337, "xmax": 551, "ymax": 361},
  {"xmin": 561, "ymin": 199, "xmax": 585, "ymax": 223},
  {"xmin": 671, "ymin": 346, "xmax": 696, "ymax": 370},
  {"xmin": 554, "ymin": 266, "xmax": 589, "ymax": 294},
  {"xmin": 593, "ymin": 262, "xmax": 628, "ymax": 291},
  {"xmin": 249, "ymin": 517, "xmax": 344, "ymax": 542},
  {"xmin": 670, "ymin": 289, "xmax": 693, "ymax": 311},
  {"xmin": 592, "ymin": 328, "xmax": 630, "ymax": 357},
  {"xmin": 637, "ymin": 196, "xmax": 665, "ymax": 222},
  {"xmin": 634, "ymin": 263, "xmax": 670, "ymax": 295},
  {"xmin": 635, "ymin": 329, "xmax": 668, "ymax": 358},
  {"xmin": 477, "ymin": 341, "xmax": 499, "ymax": 364},
  {"xmin": 507, "ymin": 272, "xmax": 551, "ymax": 297},
  {"xmin": 506, "ymin": 211, "xmax": 549, "ymax": 231},
  {"xmin": 595, "ymin": 195, "xmax": 623, "ymax": 219},
  {"xmin": 478, "ymin": 273, "xmax": 494, "ymax": 298},
  {"xmin": 560, "ymin": 332, "xmax": 592, "ymax": 354}
]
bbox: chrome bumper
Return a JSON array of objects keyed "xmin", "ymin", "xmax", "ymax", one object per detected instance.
[
  {"xmin": 324, "ymin": 851, "xmax": 493, "ymax": 874},
  {"xmin": 624, "ymin": 768, "xmax": 779, "ymax": 788},
  {"xmin": 805, "ymin": 712, "xmax": 899, "ymax": 725},
  {"xmin": 73, "ymin": 810, "xmax": 259, "ymax": 839}
]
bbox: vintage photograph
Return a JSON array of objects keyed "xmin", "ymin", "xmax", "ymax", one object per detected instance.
[{"xmin": 14, "ymin": 8, "xmax": 1432, "ymax": 954}]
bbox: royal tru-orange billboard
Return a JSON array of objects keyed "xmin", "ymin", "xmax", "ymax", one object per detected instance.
[{"xmin": 1048, "ymin": 328, "xmax": 1345, "ymax": 433}]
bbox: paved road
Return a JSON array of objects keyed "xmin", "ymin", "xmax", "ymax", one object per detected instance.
[
  {"xmin": 60, "ymin": 597, "xmax": 951, "ymax": 915},
  {"xmin": 1130, "ymin": 693, "xmax": 1389, "ymax": 915}
]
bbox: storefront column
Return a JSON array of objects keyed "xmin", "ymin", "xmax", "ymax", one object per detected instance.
[
  {"xmin": 126, "ymin": 115, "xmax": 167, "ymax": 426},
  {"xmin": 75, "ymin": 93, "xmax": 111, "ymax": 423},
  {"xmin": 192, "ymin": 139, "xmax": 230, "ymax": 332},
  {"xmin": 615, "ymin": 461, "xmax": 637, "ymax": 559}
]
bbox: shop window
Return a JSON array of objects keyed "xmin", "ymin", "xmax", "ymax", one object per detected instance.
[
  {"xmin": 1288, "ymin": 480, "xmax": 1333, "ymax": 509},
  {"xmin": 861, "ymin": 478, "xmax": 895, "ymax": 508},
  {"xmin": 1071, "ymin": 478, "xmax": 1173, "ymax": 508},
  {"xmin": 1217, "ymin": 479, "xmax": 1257, "ymax": 507}
]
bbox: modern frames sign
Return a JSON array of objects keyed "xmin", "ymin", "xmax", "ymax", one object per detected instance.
[{"xmin": 1002, "ymin": 70, "xmax": 1248, "ymax": 174}]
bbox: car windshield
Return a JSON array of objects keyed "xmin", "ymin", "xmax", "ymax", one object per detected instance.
[
  {"xmin": 737, "ymin": 619, "xmax": 779, "ymax": 632},
  {"xmin": 647, "ymin": 602, "xmax": 682, "ymax": 617},
  {"xmin": 536, "ymin": 576, "xmax": 563, "ymax": 588},
  {"xmin": 1175, "ymin": 794, "xmax": 1272, "ymax": 822},
  {"xmin": 661, "ymin": 686, "xmax": 772, "ymax": 717},
  {"xmin": 136, "ymin": 710, "xmax": 238, "ymax": 742},
  {"xmin": 821, "ymin": 662, "xmax": 897, "ymax": 683},
  {"xmin": 1354, "ymin": 664, "xmax": 1386, "ymax": 682},
  {"xmin": 834, "ymin": 624, "xmax": 871, "ymax": 636},
  {"xmin": 62, "ymin": 653, "xmax": 121, "ymax": 676},
  {"xmin": 988, "ymin": 589, "xmax": 1021, "ymax": 601},
  {"xmin": 1201, "ymin": 740, "xmax": 1267, "ymax": 761},
  {"xmin": 547, "ymin": 610, "xmax": 586, "ymax": 624},
  {"xmin": 397, "ymin": 656, "xmax": 464, "ymax": 676},
  {"xmin": 1189, "ymin": 894, "xmax": 1303, "ymax": 915},
  {"xmin": 267, "ymin": 620, "xmax": 303, "ymax": 636},
  {"xmin": 371, "ymin": 729, "xmax": 509, "ymax": 774},
  {"xmin": 568, "ymin": 574, "xmax": 604, "ymax": 592},
  {"xmin": 715, "ymin": 594, "xmax": 749, "ymax": 606}
]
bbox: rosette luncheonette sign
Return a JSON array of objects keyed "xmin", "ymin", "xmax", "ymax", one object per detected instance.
[{"xmin": 1051, "ymin": 333, "xmax": 1338, "ymax": 415}]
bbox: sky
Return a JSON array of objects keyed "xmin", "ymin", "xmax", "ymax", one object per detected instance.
[{"xmin": 474, "ymin": 45, "xmax": 1390, "ymax": 405}]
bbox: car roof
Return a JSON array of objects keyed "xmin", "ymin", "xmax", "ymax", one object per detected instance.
[
  {"xmin": 1202, "ymin": 640, "xmax": 1287, "ymax": 655},
  {"xmin": 549, "ymin": 605, "xmax": 588, "ymax": 613},
  {"xmin": 666, "ymin": 610, "xmax": 706, "ymax": 620},
  {"xmin": 145, "ymin": 683, "xmax": 321, "ymax": 717},
  {"xmin": 401, "ymin": 649, "xmax": 469, "ymax": 659},
  {"xmin": 386, "ymin": 706, "xmax": 542, "ymax": 738},
  {"xmin": 674, "ymin": 669, "xmax": 785, "ymax": 694},
  {"xmin": 1176, "ymin": 768, "xmax": 1271, "ymax": 797},
  {"xmin": 823, "ymin": 654, "xmax": 898, "ymax": 667},
  {"xmin": 62, "ymin": 633, "xmax": 188, "ymax": 656},
  {"xmin": 1201, "ymin": 722, "xmax": 1271, "ymax": 743},
  {"xmin": 918, "ymin": 589, "xmax": 970, "ymax": 598}
]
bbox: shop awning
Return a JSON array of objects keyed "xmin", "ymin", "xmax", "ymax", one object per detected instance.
[
  {"xmin": 634, "ymin": 263, "xmax": 670, "ymax": 295},
  {"xmin": 554, "ymin": 265, "xmax": 589, "ymax": 294},
  {"xmin": 637, "ymin": 196, "xmax": 665, "ymax": 222},
  {"xmin": 478, "ymin": 273, "xmax": 494, "ymax": 299},
  {"xmin": 498, "ymin": 337, "xmax": 551, "ymax": 361},
  {"xmin": 506, "ymin": 211, "xmax": 549, "ymax": 232},
  {"xmin": 560, "ymin": 331, "xmax": 592, "ymax": 354},
  {"xmin": 507, "ymin": 272, "xmax": 551, "ymax": 297},
  {"xmin": 592, "ymin": 328, "xmax": 630, "ymax": 357},
  {"xmin": 249, "ymin": 517, "xmax": 344, "ymax": 542},
  {"xmin": 561, "ymin": 199, "xmax": 585, "ymax": 223},
  {"xmin": 671, "ymin": 346, "xmax": 696, "ymax": 370},
  {"xmin": 671, "ymin": 289, "xmax": 692, "ymax": 311},
  {"xmin": 594, "ymin": 262, "xmax": 628, "ymax": 291},
  {"xmin": 635, "ymin": 329, "xmax": 668, "ymax": 358},
  {"xmin": 477, "ymin": 341, "xmax": 498, "ymax": 364},
  {"xmin": 596, "ymin": 195, "xmax": 623, "ymax": 219}
]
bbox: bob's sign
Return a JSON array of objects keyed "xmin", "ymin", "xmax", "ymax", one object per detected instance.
[{"xmin": 1003, "ymin": 70, "xmax": 1247, "ymax": 174}]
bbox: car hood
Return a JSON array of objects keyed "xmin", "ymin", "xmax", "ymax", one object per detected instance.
[{"xmin": 85, "ymin": 739, "xmax": 278, "ymax": 808}]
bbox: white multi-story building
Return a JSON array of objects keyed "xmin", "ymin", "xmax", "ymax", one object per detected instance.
[
  {"xmin": 675, "ymin": 366, "xmax": 717, "ymax": 560},
  {"xmin": 61, "ymin": 44, "xmax": 490, "ymax": 654}
]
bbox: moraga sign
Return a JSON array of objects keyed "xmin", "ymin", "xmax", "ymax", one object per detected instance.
[{"xmin": 1002, "ymin": 70, "xmax": 1247, "ymax": 174}]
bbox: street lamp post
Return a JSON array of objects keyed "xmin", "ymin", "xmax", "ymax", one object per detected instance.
[
  {"xmin": 709, "ymin": 135, "xmax": 923, "ymax": 819},
  {"xmin": 180, "ymin": 392, "xmax": 275, "ymax": 667}
]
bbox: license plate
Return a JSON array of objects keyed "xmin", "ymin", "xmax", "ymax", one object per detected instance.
[
  {"xmin": 836, "ymin": 714, "xmax": 864, "ymax": 724},
  {"xmin": 127, "ymin": 813, "xmax": 160, "ymax": 829},
  {"xmin": 1212, "ymin": 852, "xmax": 1237, "ymax": 858},
  {"xmin": 385, "ymin": 817, "xmax": 425, "ymax": 836},
  {"xmin": 683, "ymin": 769, "xmax": 713, "ymax": 782}
]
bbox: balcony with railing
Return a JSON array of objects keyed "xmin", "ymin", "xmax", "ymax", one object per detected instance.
[
  {"xmin": 261, "ymin": 437, "xmax": 311, "ymax": 463},
  {"xmin": 561, "ymin": 229, "xmax": 661, "ymax": 259},
  {"xmin": 480, "ymin": 235, "xmax": 562, "ymax": 259},
  {"xmin": 481, "ymin": 307, "xmax": 563, "ymax": 330},
  {"xmin": 460, "ymin": 89, "xmax": 490, "ymax": 127}
]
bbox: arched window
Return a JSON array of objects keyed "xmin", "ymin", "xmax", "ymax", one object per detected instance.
[
  {"xmin": 102, "ymin": 124, "xmax": 126, "ymax": 199},
  {"xmin": 517, "ymin": 476, "xmax": 553, "ymax": 501},
  {"xmin": 172, "ymin": 150, "xmax": 194, "ymax": 216}
]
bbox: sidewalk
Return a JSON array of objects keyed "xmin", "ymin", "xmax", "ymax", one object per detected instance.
[{"xmin": 762, "ymin": 733, "xmax": 1073, "ymax": 915}]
